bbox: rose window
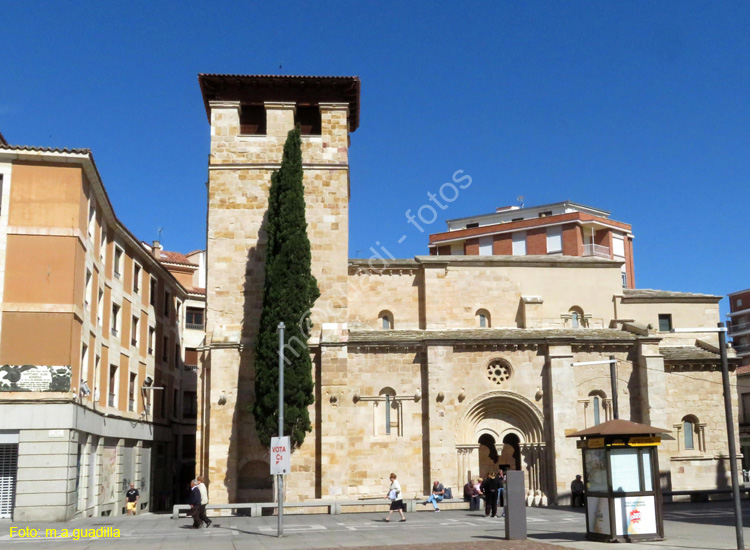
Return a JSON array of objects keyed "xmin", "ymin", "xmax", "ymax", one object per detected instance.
[{"xmin": 486, "ymin": 360, "xmax": 512, "ymax": 385}]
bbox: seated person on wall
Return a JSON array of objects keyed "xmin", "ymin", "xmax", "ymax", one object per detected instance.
[
  {"xmin": 571, "ymin": 475, "xmax": 585, "ymax": 507},
  {"xmin": 423, "ymin": 480, "xmax": 445, "ymax": 511}
]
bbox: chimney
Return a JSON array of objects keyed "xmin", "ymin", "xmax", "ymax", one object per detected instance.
[{"xmin": 152, "ymin": 240, "xmax": 162, "ymax": 260}]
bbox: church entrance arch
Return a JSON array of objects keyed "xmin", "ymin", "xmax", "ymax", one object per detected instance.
[{"xmin": 456, "ymin": 390, "xmax": 548, "ymax": 506}]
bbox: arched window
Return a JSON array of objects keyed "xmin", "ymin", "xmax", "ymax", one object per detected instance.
[
  {"xmin": 585, "ymin": 390, "xmax": 607, "ymax": 427},
  {"xmin": 476, "ymin": 309, "xmax": 491, "ymax": 328},
  {"xmin": 682, "ymin": 415, "xmax": 699, "ymax": 451},
  {"xmin": 377, "ymin": 387, "xmax": 400, "ymax": 436},
  {"xmin": 569, "ymin": 306, "xmax": 585, "ymax": 329},
  {"xmin": 378, "ymin": 310, "xmax": 394, "ymax": 330}
]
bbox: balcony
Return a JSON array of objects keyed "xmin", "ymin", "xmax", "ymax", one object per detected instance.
[
  {"xmin": 129, "ymin": 398, "xmax": 135, "ymax": 412},
  {"xmin": 111, "ymin": 328, "xmax": 118, "ymax": 337},
  {"xmin": 186, "ymin": 322, "xmax": 205, "ymax": 331},
  {"xmin": 729, "ymin": 321, "xmax": 750, "ymax": 337},
  {"xmin": 582, "ymin": 244, "xmax": 611, "ymax": 258},
  {"xmin": 735, "ymin": 344, "xmax": 750, "ymax": 356},
  {"xmin": 114, "ymin": 270, "xmax": 121, "ymax": 280}
]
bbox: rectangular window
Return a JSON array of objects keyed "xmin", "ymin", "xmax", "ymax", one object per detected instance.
[
  {"xmin": 546, "ymin": 226, "xmax": 562, "ymax": 253},
  {"xmin": 538, "ymin": 211, "xmax": 553, "ymax": 217},
  {"xmin": 133, "ymin": 264, "xmax": 141, "ymax": 294},
  {"xmin": 163, "ymin": 291, "xmax": 170, "ymax": 317},
  {"xmin": 621, "ymin": 271, "xmax": 628, "ymax": 288},
  {"xmin": 658, "ymin": 314, "xmax": 672, "ymax": 332},
  {"xmin": 466, "ymin": 222, "xmax": 479, "ymax": 229},
  {"xmin": 84, "ymin": 269, "xmax": 92, "ymax": 310},
  {"xmin": 94, "ymin": 354, "xmax": 100, "ymax": 400},
  {"xmin": 450, "ymin": 242, "xmax": 464, "ymax": 255},
  {"xmin": 612, "ymin": 234, "xmax": 625, "ymax": 257},
  {"xmin": 131, "ymin": 316, "xmax": 139, "ymax": 347},
  {"xmin": 512, "ymin": 231, "xmax": 527, "ymax": 256},
  {"xmin": 186, "ymin": 308, "xmax": 204, "ymax": 329},
  {"xmin": 150, "ymin": 277, "xmax": 157, "ymax": 306},
  {"xmin": 148, "ymin": 327, "xmax": 155, "ymax": 355},
  {"xmin": 113, "ymin": 246, "xmax": 123, "ymax": 279},
  {"xmin": 738, "ymin": 298, "xmax": 744, "ymax": 308},
  {"xmin": 174, "ymin": 343, "xmax": 180, "ymax": 369},
  {"xmin": 111, "ymin": 304, "xmax": 120, "ymax": 336},
  {"xmin": 183, "ymin": 391, "xmax": 197, "ymax": 419},
  {"xmin": 88, "ymin": 203, "xmax": 96, "ymax": 240},
  {"xmin": 97, "ymin": 289, "xmax": 104, "ymax": 327},
  {"xmin": 100, "ymin": 224, "xmax": 107, "ymax": 262},
  {"xmin": 108, "ymin": 365, "xmax": 118, "ymax": 408},
  {"xmin": 478, "ymin": 236, "xmax": 492, "ymax": 256},
  {"xmin": 683, "ymin": 421, "xmax": 694, "ymax": 450},
  {"xmin": 239, "ymin": 104, "xmax": 267, "ymax": 135},
  {"xmin": 81, "ymin": 343, "xmax": 89, "ymax": 378},
  {"xmin": 294, "ymin": 105, "xmax": 322, "ymax": 135},
  {"xmin": 128, "ymin": 372, "xmax": 137, "ymax": 412},
  {"xmin": 162, "ymin": 336, "xmax": 169, "ymax": 362},
  {"xmin": 173, "ymin": 388, "xmax": 179, "ymax": 417}
]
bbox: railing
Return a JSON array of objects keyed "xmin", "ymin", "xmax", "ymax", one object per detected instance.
[
  {"xmin": 729, "ymin": 321, "xmax": 750, "ymax": 335},
  {"xmin": 129, "ymin": 398, "xmax": 135, "ymax": 412},
  {"xmin": 131, "ymin": 338, "xmax": 138, "ymax": 347},
  {"xmin": 108, "ymin": 393, "xmax": 116, "ymax": 407},
  {"xmin": 111, "ymin": 328, "xmax": 118, "ymax": 337},
  {"xmin": 183, "ymin": 364, "xmax": 199, "ymax": 372},
  {"xmin": 582, "ymin": 244, "xmax": 611, "ymax": 258},
  {"xmin": 734, "ymin": 344, "xmax": 750, "ymax": 355},
  {"xmin": 186, "ymin": 322, "xmax": 205, "ymax": 331},
  {"xmin": 114, "ymin": 270, "xmax": 121, "ymax": 280}
]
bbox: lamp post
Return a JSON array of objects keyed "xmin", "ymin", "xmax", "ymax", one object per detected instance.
[{"xmin": 672, "ymin": 323, "xmax": 743, "ymax": 550}]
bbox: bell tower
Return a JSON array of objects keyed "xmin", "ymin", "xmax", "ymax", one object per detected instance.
[{"xmin": 198, "ymin": 74, "xmax": 360, "ymax": 502}]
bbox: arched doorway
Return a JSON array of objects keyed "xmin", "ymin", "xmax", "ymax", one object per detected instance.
[{"xmin": 456, "ymin": 390, "xmax": 548, "ymax": 506}]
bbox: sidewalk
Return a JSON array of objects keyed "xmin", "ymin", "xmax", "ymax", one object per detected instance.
[{"xmin": 0, "ymin": 501, "xmax": 748, "ymax": 549}]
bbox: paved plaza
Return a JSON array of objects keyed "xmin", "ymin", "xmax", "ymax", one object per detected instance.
[{"xmin": 1, "ymin": 501, "xmax": 750, "ymax": 550}]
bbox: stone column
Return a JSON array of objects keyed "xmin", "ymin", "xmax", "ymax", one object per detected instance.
[
  {"xmin": 425, "ymin": 345, "xmax": 456, "ymax": 493},
  {"xmin": 546, "ymin": 342, "xmax": 578, "ymax": 504},
  {"xmin": 456, "ymin": 445, "xmax": 479, "ymax": 486}
]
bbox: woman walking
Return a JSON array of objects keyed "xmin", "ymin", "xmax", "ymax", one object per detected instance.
[
  {"xmin": 385, "ymin": 473, "xmax": 406, "ymax": 522},
  {"xmin": 481, "ymin": 471, "xmax": 501, "ymax": 518}
]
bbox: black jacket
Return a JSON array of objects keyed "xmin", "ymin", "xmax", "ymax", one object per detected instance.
[
  {"xmin": 188, "ymin": 486, "xmax": 201, "ymax": 506},
  {"xmin": 481, "ymin": 477, "xmax": 501, "ymax": 493}
]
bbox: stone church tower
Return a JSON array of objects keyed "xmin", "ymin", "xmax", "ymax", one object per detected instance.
[{"xmin": 198, "ymin": 74, "xmax": 360, "ymax": 503}]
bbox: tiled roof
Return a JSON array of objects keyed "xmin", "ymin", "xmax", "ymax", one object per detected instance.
[
  {"xmin": 0, "ymin": 131, "xmax": 7, "ymax": 146},
  {"xmin": 189, "ymin": 287, "xmax": 206, "ymax": 296},
  {"xmin": 347, "ymin": 328, "xmax": 637, "ymax": 345},
  {"xmin": 737, "ymin": 365, "xmax": 750, "ymax": 376},
  {"xmin": 660, "ymin": 346, "xmax": 720, "ymax": 362},
  {"xmin": 198, "ymin": 73, "xmax": 361, "ymax": 131},
  {"xmin": 622, "ymin": 288, "xmax": 721, "ymax": 302},
  {"xmin": 158, "ymin": 250, "xmax": 198, "ymax": 267},
  {"xmin": 0, "ymin": 143, "xmax": 90, "ymax": 154}
]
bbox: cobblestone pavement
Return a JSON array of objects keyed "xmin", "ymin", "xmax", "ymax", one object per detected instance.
[{"xmin": 0, "ymin": 502, "xmax": 749, "ymax": 550}]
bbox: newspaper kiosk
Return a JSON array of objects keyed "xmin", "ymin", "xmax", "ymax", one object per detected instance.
[{"xmin": 568, "ymin": 419, "xmax": 669, "ymax": 543}]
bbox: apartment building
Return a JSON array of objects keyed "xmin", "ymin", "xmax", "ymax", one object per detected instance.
[
  {"xmin": 428, "ymin": 201, "xmax": 635, "ymax": 288},
  {"xmin": 728, "ymin": 289, "xmax": 750, "ymax": 469},
  {"xmin": 0, "ymin": 142, "xmax": 194, "ymax": 521}
]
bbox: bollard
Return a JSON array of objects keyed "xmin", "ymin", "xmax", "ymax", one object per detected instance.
[{"xmin": 504, "ymin": 470, "xmax": 527, "ymax": 540}]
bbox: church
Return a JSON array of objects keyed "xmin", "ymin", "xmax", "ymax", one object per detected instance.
[{"xmin": 198, "ymin": 73, "xmax": 735, "ymax": 506}]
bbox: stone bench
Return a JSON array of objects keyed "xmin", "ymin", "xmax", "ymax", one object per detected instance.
[
  {"xmin": 663, "ymin": 487, "xmax": 750, "ymax": 503},
  {"xmin": 172, "ymin": 497, "xmax": 471, "ymax": 519}
]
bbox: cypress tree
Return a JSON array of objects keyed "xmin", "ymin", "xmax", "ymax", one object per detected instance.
[{"xmin": 252, "ymin": 126, "xmax": 320, "ymax": 448}]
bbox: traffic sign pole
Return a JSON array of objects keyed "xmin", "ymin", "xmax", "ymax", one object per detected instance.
[{"xmin": 277, "ymin": 322, "xmax": 285, "ymax": 538}]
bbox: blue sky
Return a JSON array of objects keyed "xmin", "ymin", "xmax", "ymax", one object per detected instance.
[{"xmin": 2, "ymin": 2, "xmax": 749, "ymax": 315}]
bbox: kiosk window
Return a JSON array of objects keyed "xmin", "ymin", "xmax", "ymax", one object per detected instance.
[{"xmin": 610, "ymin": 449, "xmax": 641, "ymax": 492}]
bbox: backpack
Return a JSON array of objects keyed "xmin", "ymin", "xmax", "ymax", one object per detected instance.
[{"xmin": 444, "ymin": 487, "xmax": 453, "ymax": 499}]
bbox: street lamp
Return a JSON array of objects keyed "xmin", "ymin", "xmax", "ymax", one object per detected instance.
[
  {"xmin": 571, "ymin": 356, "xmax": 619, "ymax": 419},
  {"xmin": 672, "ymin": 323, "xmax": 743, "ymax": 550}
]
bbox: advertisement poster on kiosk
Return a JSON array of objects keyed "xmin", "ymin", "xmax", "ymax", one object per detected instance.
[
  {"xmin": 587, "ymin": 496, "xmax": 611, "ymax": 535},
  {"xmin": 614, "ymin": 496, "xmax": 657, "ymax": 535}
]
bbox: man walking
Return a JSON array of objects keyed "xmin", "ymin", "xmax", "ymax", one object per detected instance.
[
  {"xmin": 197, "ymin": 475, "xmax": 212, "ymax": 527},
  {"xmin": 188, "ymin": 480, "xmax": 203, "ymax": 528},
  {"xmin": 125, "ymin": 483, "xmax": 139, "ymax": 516}
]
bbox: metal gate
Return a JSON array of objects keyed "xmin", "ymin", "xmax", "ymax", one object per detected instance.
[{"xmin": 0, "ymin": 443, "xmax": 18, "ymax": 519}]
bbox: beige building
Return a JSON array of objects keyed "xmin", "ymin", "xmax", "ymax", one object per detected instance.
[
  {"xmin": 199, "ymin": 74, "xmax": 738, "ymax": 507},
  {"xmin": 0, "ymin": 142, "xmax": 198, "ymax": 520}
]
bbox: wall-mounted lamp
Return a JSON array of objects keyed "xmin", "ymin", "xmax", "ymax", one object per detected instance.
[{"xmin": 144, "ymin": 376, "xmax": 154, "ymax": 387}]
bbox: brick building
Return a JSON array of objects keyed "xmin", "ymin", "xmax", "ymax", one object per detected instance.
[
  {"xmin": 199, "ymin": 74, "xmax": 738, "ymax": 508},
  {"xmin": 428, "ymin": 201, "xmax": 635, "ymax": 289},
  {"xmin": 0, "ymin": 143, "xmax": 199, "ymax": 520}
]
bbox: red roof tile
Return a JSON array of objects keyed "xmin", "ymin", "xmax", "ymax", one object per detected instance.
[{"xmin": 158, "ymin": 250, "xmax": 198, "ymax": 267}]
